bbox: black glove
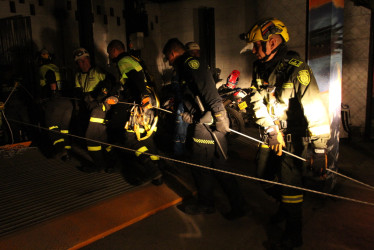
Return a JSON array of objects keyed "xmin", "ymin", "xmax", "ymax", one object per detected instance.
[
  {"xmin": 265, "ymin": 125, "xmax": 285, "ymax": 156},
  {"xmin": 199, "ymin": 111, "xmax": 213, "ymax": 124},
  {"xmin": 180, "ymin": 112, "xmax": 194, "ymax": 124},
  {"xmin": 214, "ymin": 110, "xmax": 230, "ymax": 133},
  {"xmin": 310, "ymin": 148, "xmax": 328, "ymax": 177}
]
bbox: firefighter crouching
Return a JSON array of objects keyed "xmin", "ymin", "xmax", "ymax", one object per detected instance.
[
  {"xmin": 37, "ymin": 49, "xmax": 73, "ymax": 161},
  {"xmin": 240, "ymin": 18, "xmax": 330, "ymax": 248},
  {"xmin": 107, "ymin": 39, "xmax": 163, "ymax": 185}
]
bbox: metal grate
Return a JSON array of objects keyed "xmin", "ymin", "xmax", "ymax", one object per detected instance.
[{"xmin": 0, "ymin": 147, "xmax": 134, "ymax": 237}]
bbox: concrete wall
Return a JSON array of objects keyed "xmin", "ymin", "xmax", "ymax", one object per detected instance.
[
  {"xmin": 142, "ymin": 0, "xmax": 254, "ymax": 87},
  {"xmin": 0, "ymin": 0, "xmax": 126, "ymax": 81},
  {"xmin": 342, "ymin": 1, "xmax": 371, "ymax": 133},
  {"xmin": 141, "ymin": 0, "xmax": 371, "ymax": 133}
]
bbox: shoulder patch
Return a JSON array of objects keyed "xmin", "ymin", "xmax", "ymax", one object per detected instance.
[
  {"xmin": 288, "ymin": 58, "xmax": 303, "ymax": 67},
  {"xmin": 297, "ymin": 70, "xmax": 310, "ymax": 86},
  {"xmin": 188, "ymin": 59, "xmax": 200, "ymax": 70}
]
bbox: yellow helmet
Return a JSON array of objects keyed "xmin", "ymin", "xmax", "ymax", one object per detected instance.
[{"xmin": 240, "ymin": 18, "xmax": 289, "ymax": 53}]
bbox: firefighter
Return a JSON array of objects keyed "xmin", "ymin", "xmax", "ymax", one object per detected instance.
[
  {"xmin": 72, "ymin": 48, "xmax": 107, "ymax": 133},
  {"xmin": 37, "ymin": 49, "xmax": 73, "ymax": 161},
  {"xmin": 240, "ymin": 18, "xmax": 331, "ymax": 248},
  {"xmin": 72, "ymin": 48, "xmax": 119, "ymax": 172},
  {"xmin": 163, "ymin": 38, "xmax": 248, "ymax": 219},
  {"xmin": 106, "ymin": 39, "xmax": 162, "ymax": 185}
]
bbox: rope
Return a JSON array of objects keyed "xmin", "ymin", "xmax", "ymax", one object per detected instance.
[
  {"xmin": 230, "ymin": 129, "xmax": 374, "ymax": 191},
  {"xmin": 1, "ymin": 82, "xmax": 20, "ymax": 145},
  {"xmin": 6, "ymin": 118, "xmax": 374, "ymax": 207}
]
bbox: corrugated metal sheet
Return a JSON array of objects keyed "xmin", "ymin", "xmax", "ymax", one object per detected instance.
[{"xmin": 0, "ymin": 146, "xmax": 134, "ymax": 237}]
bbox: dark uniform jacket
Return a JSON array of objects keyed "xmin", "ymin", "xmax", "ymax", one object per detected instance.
[
  {"xmin": 247, "ymin": 46, "xmax": 330, "ymax": 149},
  {"xmin": 174, "ymin": 52, "xmax": 225, "ymax": 121}
]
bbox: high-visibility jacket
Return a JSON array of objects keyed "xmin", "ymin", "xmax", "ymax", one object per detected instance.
[
  {"xmin": 39, "ymin": 63, "xmax": 61, "ymax": 88},
  {"xmin": 115, "ymin": 52, "xmax": 158, "ymax": 140},
  {"xmin": 75, "ymin": 67, "xmax": 106, "ymax": 93},
  {"xmin": 247, "ymin": 47, "xmax": 330, "ymax": 149}
]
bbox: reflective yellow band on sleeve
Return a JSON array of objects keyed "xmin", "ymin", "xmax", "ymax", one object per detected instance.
[
  {"xmin": 49, "ymin": 126, "xmax": 59, "ymax": 130},
  {"xmin": 90, "ymin": 117, "xmax": 105, "ymax": 124},
  {"xmin": 53, "ymin": 138, "xmax": 64, "ymax": 145},
  {"xmin": 309, "ymin": 125, "xmax": 330, "ymax": 136},
  {"xmin": 282, "ymin": 195, "xmax": 303, "ymax": 204},
  {"xmin": 193, "ymin": 137, "xmax": 215, "ymax": 145},
  {"xmin": 65, "ymin": 145, "xmax": 71, "ymax": 149},
  {"xmin": 135, "ymin": 146, "xmax": 148, "ymax": 157},
  {"xmin": 60, "ymin": 130, "xmax": 69, "ymax": 134},
  {"xmin": 150, "ymin": 155, "xmax": 160, "ymax": 161},
  {"xmin": 87, "ymin": 145, "xmax": 102, "ymax": 151}
]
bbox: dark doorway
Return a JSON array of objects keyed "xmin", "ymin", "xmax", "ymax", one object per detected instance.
[{"xmin": 198, "ymin": 7, "xmax": 215, "ymax": 71}]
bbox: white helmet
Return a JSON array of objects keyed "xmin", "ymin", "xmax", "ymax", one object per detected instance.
[{"xmin": 73, "ymin": 48, "xmax": 90, "ymax": 61}]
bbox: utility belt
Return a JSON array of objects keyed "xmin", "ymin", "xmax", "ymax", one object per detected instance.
[{"xmin": 262, "ymin": 120, "xmax": 311, "ymax": 144}]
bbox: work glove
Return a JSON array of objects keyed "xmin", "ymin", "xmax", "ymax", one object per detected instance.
[
  {"xmin": 103, "ymin": 96, "xmax": 119, "ymax": 110},
  {"xmin": 214, "ymin": 110, "xmax": 230, "ymax": 133},
  {"xmin": 180, "ymin": 112, "xmax": 194, "ymax": 124},
  {"xmin": 141, "ymin": 95, "xmax": 152, "ymax": 110},
  {"xmin": 265, "ymin": 125, "xmax": 285, "ymax": 156},
  {"xmin": 199, "ymin": 111, "xmax": 213, "ymax": 124},
  {"xmin": 105, "ymin": 96, "xmax": 119, "ymax": 105},
  {"xmin": 310, "ymin": 148, "xmax": 328, "ymax": 177}
]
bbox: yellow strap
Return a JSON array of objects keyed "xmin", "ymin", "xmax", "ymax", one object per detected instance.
[
  {"xmin": 49, "ymin": 126, "xmax": 59, "ymax": 130},
  {"xmin": 135, "ymin": 146, "xmax": 148, "ymax": 157},
  {"xmin": 90, "ymin": 117, "xmax": 105, "ymax": 124},
  {"xmin": 282, "ymin": 194, "xmax": 303, "ymax": 204},
  {"xmin": 65, "ymin": 145, "xmax": 71, "ymax": 149},
  {"xmin": 150, "ymin": 155, "xmax": 160, "ymax": 161},
  {"xmin": 87, "ymin": 145, "xmax": 102, "ymax": 151},
  {"xmin": 53, "ymin": 138, "xmax": 64, "ymax": 145},
  {"xmin": 60, "ymin": 130, "xmax": 69, "ymax": 134}
]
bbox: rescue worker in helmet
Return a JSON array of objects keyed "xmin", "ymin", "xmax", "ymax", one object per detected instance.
[
  {"xmin": 37, "ymin": 49, "xmax": 73, "ymax": 161},
  {"xmin": 72, "ymin": 48, "xmax": 118, "ymax": 172},
  {"xmin": 106, "ymin": 39, "xmax": 162, "ymax": 185},
  {"xmin": 240, "ymin": 18, "xmax": 330, "ymax": 248},
  {"xmin": 73, "ymin": 48, "xmax": 108, "ymax": 122},
  {"xmin": 163, "ymin": 38, "xmax": 248, "ymax": 219}
]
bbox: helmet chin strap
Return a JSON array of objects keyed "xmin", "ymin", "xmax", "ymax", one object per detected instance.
[{"xmin": 260, "ymin": 42, "xmax": 286, "ymax": 63}]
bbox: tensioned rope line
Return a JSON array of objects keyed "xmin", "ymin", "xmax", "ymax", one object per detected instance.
[
  {"xmin": 230, "ymin": 129, "xmax": 374, "ymax": 191},
  {"xmin": 7, "ymin": 118, "xmax": 374, "ymax": 207}
]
